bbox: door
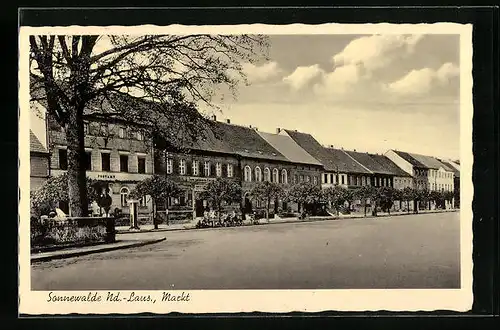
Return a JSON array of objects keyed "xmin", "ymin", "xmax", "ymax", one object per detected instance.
[{"xmin": 195, "ymin": 199, "xmax": 204, "ymax": 217}]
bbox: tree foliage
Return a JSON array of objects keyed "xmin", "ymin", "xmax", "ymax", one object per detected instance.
[
  {"xmin": 30, "ymin": 173, "xmax": 104, "ymax": 217},
  {"xmin": 250, "ymin": 181, "xmax": 284, "ymax": 220},
  {"xmin": 130, "ymin": 174, "xmax": 181, "ymax": 203},
  {"xmin": 377, "ymin": 186, "xmax": 396, "ymax": 214},
  {"xmin": 199, "ymin": 178, "xmax": 242, "ymax": 220},
  {"xmin": 29, "ymin": 34, "xmax": 269, "ymax": 216},
  {"xmin": 285, "ymin": 182, "xmax": 323, "ymax": 213},
  {"xmin": 322, "ymin": 185, "xmax": 350, "ymax": 215}
]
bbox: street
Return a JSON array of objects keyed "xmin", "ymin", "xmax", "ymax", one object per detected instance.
[{"xmin": 31, "ymin": 212, "xmax": 460, "ymax": 290}]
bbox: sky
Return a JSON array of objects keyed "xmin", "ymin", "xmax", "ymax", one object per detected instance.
[
  {"xmin": 206, "ymin": 34, "xmax": 461, "ymax": 160},
  {"xmin": 30, "ymin": 33, "xmax": 461, "ymax": 160}
]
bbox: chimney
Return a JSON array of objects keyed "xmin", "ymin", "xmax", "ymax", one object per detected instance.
[
  {"xmin": 276, "ymin": 128, "xmax": 281, "ymax": 134},
  {"xmin": 249, "ymin": 125, "xmax": 252, "ymax": 128},
  {"xmin": 226, "ymin": 119, "xmax": 231, "ymax": 124},
  {"xmin": 210, "ymin": 114, "xmax": 217, "ymax": 121},
  {"xmin": 254, "ymin": 127, "xmax": 259, "ymax": 131}
]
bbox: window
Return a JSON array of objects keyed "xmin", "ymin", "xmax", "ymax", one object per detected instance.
[
  {"xmin": 192, "ymin": 160, "xmax": 199, "ymax": 176},
  {"xmin": 227, "ymin": 164, "xmax": 233, "ymax": 178},
  {"xmin": 378, "ymin": 177, "xmax": 382, "ymax": 186},
  {"xmin": 139, "ymin": 195, "xmax": 148, "ymax": 207},
  {"xmin": 255, "ymin": 167, "xmax": 262, "ymax": 182},
  {"xmin": 166, "ymin": 158, "xmax": 173, "ymax": 174},
  {"xmin": 85, "ymin": 151, "xmax": 92, "ymax": 171},
  {"xmin": 332, "ymin": 174, "xmax": 335, "ymax": 184},
  {"xmin": 101, "ymin": 153, "xmax": 111, "ymax": 171},
  {"xmin": 179, "ymin": 159, "xmax": 186, "ymax": 175},
  {"xmin": 244, "ymin": 166, "xmax": 252, "ymax": 182},
  {"xmin": 341, "ymin": 175, "xmax": 345, "ymax": 185},
  {"xmin": 294, "ymin": 175, "xmax": 298, "ymax": 184},
  {"xmin": 120, "ymin": 187, "xmax": 130, "ymax": 207},
  {"xmin": 136, "ymin": 131, "xmax": 143, "ymax": 141},
  {"xmin": 300, "ymin": 175, "xmax": 304, "ymax": 182},
  {"xmin": 356, "ymin": 177, "xmax": 360, "ymax": 186},
  {"xmin": 58, "ymin": 149, "xmax": 68, "ymax": 170},
  {"xmin": 216, "ymin": 163, "xmax": 222, "ymax": 177},
  {"xmin": 281, "ymin": 169, "xmax": 288, "ymax": 184},
  {"xmin": 138, "ymin": 157, "xmax": 146, "ymax": 174},
  {"xmin": 313, "ymin": 176, "xmax": 318, "ymax": 185},
  {"xmin": 204, "ymin": 161, "xmax": 210, "ymax": 176},
  {"xmin": 84, "ymin": 122, "xmax": 90, "ymax": 135},
  {"xmin": 273, "ymin": 168, "xmax": 279, "ymax": 183},
  {"xmin": 263, "ymin": 168, "xmax": 271, "ymax": 181},
  {"xmin": 361, "ymin": 176, "xmax": 366, "ymax": 186},
  {"xmin": 322, "ymin": 174, "xmax": 327, "ymax": 184},
  {"xmin": 118, "ymin": 127, "xmax": 125, "ymax": 138},
  {"xmin": 305, "ymin": 175, "xmax": 310, "ymax": 182},
  {"xmin": 120, "ymin": 155, "xmax": 129, "ymax": 172}
]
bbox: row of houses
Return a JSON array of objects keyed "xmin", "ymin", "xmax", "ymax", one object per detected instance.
[{"xmin": 30, "ymin": 99, "xmax": 460, "ymax": 218}]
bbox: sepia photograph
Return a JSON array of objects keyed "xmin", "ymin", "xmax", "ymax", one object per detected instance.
[{"xmin": 19, "ymin": 23, "xmax": 473, "ymax": 314}]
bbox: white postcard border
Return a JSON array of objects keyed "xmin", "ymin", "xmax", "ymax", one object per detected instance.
[{"xmin": 18, "ymin": 23, "xmax": 474, "ymax": 315}]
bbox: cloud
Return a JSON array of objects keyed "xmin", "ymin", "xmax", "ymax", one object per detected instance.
[
  {"xmin": 313, "ymin": 63, "xmax": 370, "ymax": 95},
  {"xmin": 282, "ymin": 64, "xmax": 324, "ymax": 90},
  {"xmin": 241, "ymin": 61, "xmax": 282, "ymax": 83},
  {"xmin": 332, "ymin": 34, "xmax": 424, "ymax": 72},
  {"xmin": 385, "ymin": 62, "xmax": 459, "ymax": 96}
]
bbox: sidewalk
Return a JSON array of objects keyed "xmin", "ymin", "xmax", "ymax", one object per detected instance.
[
  {"xmin": 31, "ymin": 236, "xmax": 166, "ymax": 263},
  {"xmin": 116, "ymin": 208, "xmax": 459, "ymax": 234}
]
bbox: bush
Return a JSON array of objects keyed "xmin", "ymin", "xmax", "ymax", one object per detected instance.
[
  {"xmin": 338, "ymin": 206, "xmax": 351, "ymax": 214},
  {"xmin": 31, "ymin": 216, "xmax": 114, "ymax": 250}
]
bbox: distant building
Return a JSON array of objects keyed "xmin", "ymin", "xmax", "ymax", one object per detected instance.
[
  {"xmin": 385, "ymin": 150, "xmax": 456, "ymax": 209},
  {"xmin": 440, "ymin": 159, "xmax": 460, "ymax": 208},
  {"xmin": 29, "ymin": 130, "xmax": 50, "ymax": 191},
  {"xmin": 154, "ymin": 119, "xmax": 323, "ymax": 218},
  {"xmin": 342, "ymin": 150, "xmax": 413, "ymax": 189},
  {"xmin": 279, "ymin": 129, "xmax": 363, "ymax": 188}
]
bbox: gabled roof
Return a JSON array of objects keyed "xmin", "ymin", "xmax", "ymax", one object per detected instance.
[
  {"xmin": 30, "ymin": 130, "xmax": 48, "ymax": 154},
  {"xmin": 345, "ymin": 150, "xmax": 412, "ymax": 177},
  {"xmin": 323, "ymin": 147, "xmax": 372, "ymax": 174},
  {"xmin": 439, "ymin": 160, "xmax": 460, "ymax": 177},
  {"xmin": 368, "ymin": 153, "xmax": 413, "ymax": 177},
  {"xmin": 409, "ymin": 152, "xmax": 453, "ymax": 171},
  {"xmin": 284, "ymin": 130, "xmax": 344, "ymax": 171},
  {"xmin": 188, "ymin": 122, "xmax": 289, "ymax": 162},
  {"xmin": 257, "ymin": 131, "xmax": 323, "ymax": 166},
  {"xmin": 393, "ymin": 150, "xmax": 428, "ymax": 168},
  {"xmin": 344, "ymin": 150, "xmax": 394, "ymax": 175}
]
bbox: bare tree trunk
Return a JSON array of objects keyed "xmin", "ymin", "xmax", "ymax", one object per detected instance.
[
  {"xmin": 364, "ymin": 199, "xmax": 367, "ymax": 217},
  {"xmin": 164, "ymin": 200, "xmax": 169, "ymax": 226},
  {"xmin": 218, "ymin": 202, "xmax": 221, "ymax": 222},
  {"xmin": 266, "ymin": 198, "xmax": 270, "ymax": 222},
  {"xmin": 65, "ymin": 105, "xmax": 88, "ymax": 217},
  {"xmin": 152, "ymin": 199, "xmax": 158, "ymax": 229}
]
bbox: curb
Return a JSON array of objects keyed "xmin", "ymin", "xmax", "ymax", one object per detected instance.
[
  {"xmin": 31, "ymin": 237, "xmax": 166, "ymax": 263},
  {"xmin": 116, "ymin": 210, "xmax": 459, "ymax": 234},
  {"xmin": 117, "ymin": 227, "xmax": 188, "ymax": 235}
]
